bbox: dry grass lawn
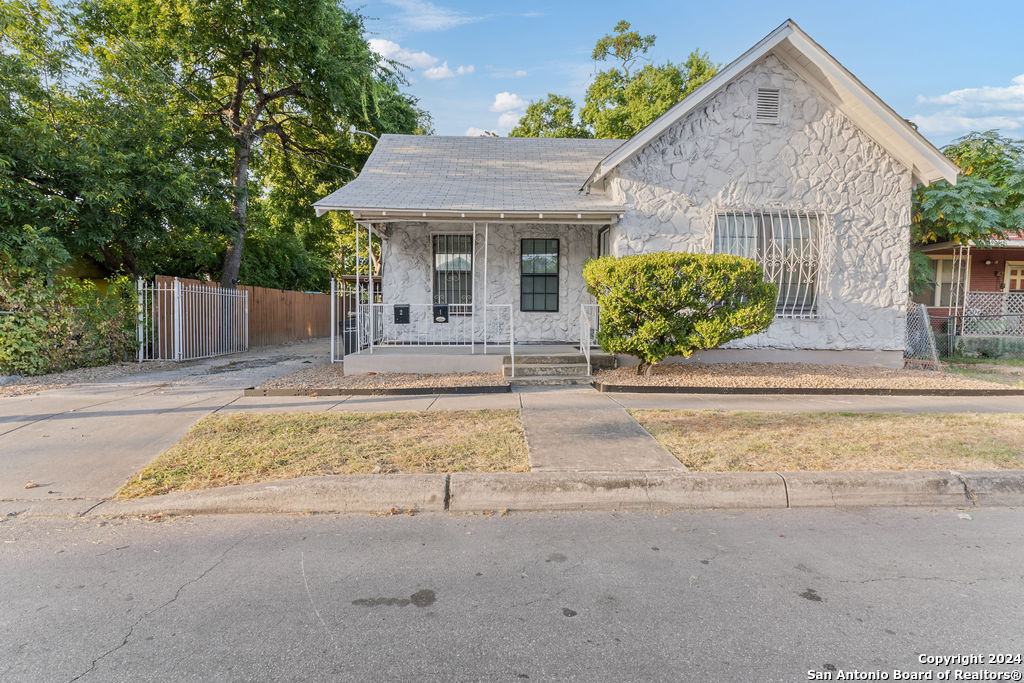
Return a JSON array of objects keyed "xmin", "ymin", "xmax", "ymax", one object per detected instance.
[
  {"xmin": 631, "ymin": 410, "xmax": 1024, "ymax": 472},
  {"xmin": 119, "ymin": 410, "xmax": 529, "ymax": 497}
]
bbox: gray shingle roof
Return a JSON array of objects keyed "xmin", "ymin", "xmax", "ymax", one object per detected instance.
[{"xmin": 314, "ymin": 135, "xmax": 625, "ymax": 215}]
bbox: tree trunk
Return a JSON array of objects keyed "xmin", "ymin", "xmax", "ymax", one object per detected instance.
[
  {"xmin": 220, "ymin": 135, "xmax": 251, "ymax": 288},
  {"xmin": 636, "ymin": 360, "xmax": 650, "ymax": 376}
]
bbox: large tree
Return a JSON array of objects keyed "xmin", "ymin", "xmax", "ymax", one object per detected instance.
[
  {"xmin": 509, "ymin": 94, "xmax": 590, "ymax": 138},
  {"xmin": 912, "ymin": 130, "xmax": 1024, "ymax": 292},
  {"xmin": 83, "ymin": 0, "xmax": 411, "ymax": 287},
  {"xmin": 510, "ymin": 20, "xmax": 717, "ymax": 140}
]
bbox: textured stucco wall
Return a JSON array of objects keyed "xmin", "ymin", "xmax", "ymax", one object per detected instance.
[
  {"xmin": 605, "ymin": 53, "xmax": 913, "ymax": 351},
  {"xmin": 380, "ymin": 222, "xmax": 598, "ymax": 342}
]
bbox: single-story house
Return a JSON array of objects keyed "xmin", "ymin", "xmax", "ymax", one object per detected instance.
[{"xmin": 314, "ymin": 19, "xmax": 958, "ymax": 376}]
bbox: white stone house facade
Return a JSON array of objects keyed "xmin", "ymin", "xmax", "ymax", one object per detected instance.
[{"xmin": 314, "ymin": 20, "xmax": 958, "ymax": 374}]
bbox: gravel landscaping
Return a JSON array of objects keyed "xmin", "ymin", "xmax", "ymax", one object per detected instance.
[
  {"xmin": 595, "ymin": 362, "xmax": 1006, "ymax": 390},
  {"xmin": 258, "ymin": 363, "xmax": 508, "ymax": 390},
  {"xmin": 118, "ymin": 410, "xmax": 529, "ymax": 497},
  {"xmin": 0, "ymin": 360, "xmax": 184, "ymax": 398},
  {"xmin": 632, "ymin": 410, "xmax": 1024, "ymax": 472}
]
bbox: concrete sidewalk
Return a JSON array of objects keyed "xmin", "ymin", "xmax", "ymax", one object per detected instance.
[
  {"xmin": 0, "ymin": 341, "xmax": 328, "ymax": 501},
  {"xmin": 518, "ymin": 388, "xmax": 681, "ymax": 471}
]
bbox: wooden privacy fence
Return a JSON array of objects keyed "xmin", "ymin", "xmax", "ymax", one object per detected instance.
[{"xmin": 139, "ymin": 275, "xmax": 331, "ymax": 361}]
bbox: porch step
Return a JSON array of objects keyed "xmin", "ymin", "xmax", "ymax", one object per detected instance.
[
  {"xmin": 509, "ymin": 375, "xmax": 595, "ymax": 387},
  {"xmin": 503, "ymin": 363, "xmax": 589, "ymax": 378},
  {"xmin": 502, "ymin": 353, "xmax": 615, "ymax": 370}
]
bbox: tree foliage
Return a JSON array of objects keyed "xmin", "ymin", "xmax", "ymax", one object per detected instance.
[
  {"xmin": 583, "ymin": 253, "xmax": 777, "ymax": 375},
  {"xmin": 1, "ymin": 0, "xmax": 425, "ymax": 292},
  {"xmin": 912, "ymin": 131, "xmax": 1024, "ymax": 293},
  {"xmin": 509, "ymin": 94, "xmax": 590, "ymax": 138},
  {"xmin": 510, "ymin": 20, "xmax": 717, "ymax": 140}
]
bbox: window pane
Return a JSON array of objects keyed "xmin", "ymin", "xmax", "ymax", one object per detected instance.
[
  {"xmin": 715, "ymin": 211, "xmax": 820, "ymax": 317},
  {"xmin": 433, "ymin": 235, "xmax": 472, "ymax": 308},
  {"xmin": 521, "ymin": 240, "xmax": 559, "ymax": 311}
]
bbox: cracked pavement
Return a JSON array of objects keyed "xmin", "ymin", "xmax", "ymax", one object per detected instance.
[{"xmin": 1, "ymin": 507, "xmax": 1022, "ymax": 681}]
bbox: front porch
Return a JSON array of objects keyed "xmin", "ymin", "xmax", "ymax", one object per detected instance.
[{"xmin": 342, "ymin": 343, "xmax": 614, "ymax": 381}]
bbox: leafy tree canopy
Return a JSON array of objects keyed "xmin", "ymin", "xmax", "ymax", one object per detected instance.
[
  {"xmin": 509, "ymin": 94, "xmax": 590, "ymax": 138},
  {"xmin": 510, "ymin": 20, "xmax": 717, "ymax": 140},
  {"xmin": 911, "ymin": 131, "xmax": 1024, "ymax": 292}
]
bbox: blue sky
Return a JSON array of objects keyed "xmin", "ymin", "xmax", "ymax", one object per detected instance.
[{"xmin": 360, "ymin": 0, "xmax": 1024, "ymax": 148}]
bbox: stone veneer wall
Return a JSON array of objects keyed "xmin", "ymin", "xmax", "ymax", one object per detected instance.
[
  {"xmin": 380, "ymin": 221, "xmax": 598, "ymax": 342},
  {"xmin": 605, "ymin": 53, "xmax": 913, "ymax": 352}
]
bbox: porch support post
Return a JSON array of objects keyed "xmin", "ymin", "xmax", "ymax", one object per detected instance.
[
  {"xmin": 355, "ymin": 221, "xmax": 360, "ymax": 351},
  {"xmin": 471, "ymin": 222, "xmax": 476, "ymax": 354},
  {"xmin": 483, "ymin": 223, "xmax": 489, "ymax": 354},
  {"xmin": 367, "ymin": 221, "xmax": 373, "ymax": 355}
]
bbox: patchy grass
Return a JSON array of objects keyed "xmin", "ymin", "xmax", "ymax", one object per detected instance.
[
  {"xmin": 941, "ymin": 357, "xmax": 1024, "ymax": 387},
  {"xmin": 631, "ymin": 410, "xmax": 1024, "ymax": 472},
  {"xmin": 119, "ymin": 410, "xmax": 529, "ymax": 497}
]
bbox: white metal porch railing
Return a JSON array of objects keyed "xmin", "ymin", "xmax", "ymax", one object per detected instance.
[
  {"xmin": 136, "ymin": 278, "xmax": 248, "ymax": 361},
  {"xmin": 333, "ymin": 300, "xmax": 516, "ymax": 376},
  {"xmin": 579, "ymin": 303, "xmax": 599, "ymax": 376},
  {"xmin": 961, "ymin": 291, "xmax": 1024, "ymax": 336}
]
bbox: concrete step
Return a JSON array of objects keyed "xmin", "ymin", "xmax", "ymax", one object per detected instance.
[
  {"xmin": 509, "ymin": 375, "xmax": 595, "ymax": 387},
  {"xmin": 504, "ymin": 353, "xmax": 615, "ymax": 369},
  {"xmin": 504, "ymin": 363, "xmax": 589, "ymax": 377}
]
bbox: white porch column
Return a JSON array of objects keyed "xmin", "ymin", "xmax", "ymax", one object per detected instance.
[
  {"xmin": 471, "ymin": 222, "xmax": 476, "ymax": 354},
  {"xmin": 483, "ymin": 222, "xmax": 489, "ymax": 353}
]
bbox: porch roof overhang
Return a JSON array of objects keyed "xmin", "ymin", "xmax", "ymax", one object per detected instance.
[{"xmin": 313, "ymin": 206, "xmax": 622, "ymax": 225}]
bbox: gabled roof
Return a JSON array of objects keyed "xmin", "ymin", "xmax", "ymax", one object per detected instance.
[
  {"xmin": 585, "ymin": 19, "xmax": 960, "ymax": 189},
  {"xmin": 313, "ymin": 135, "xmax": 624, "ymax": 222}
]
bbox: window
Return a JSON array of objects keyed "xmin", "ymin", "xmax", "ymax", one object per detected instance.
[
  {"xmin": 432, "ymin": 235, "xmax": 472, "ymax": 314},
  {"xmin": 521, "ymin": 238, "xmax": 559, "ymax": 312},
  {"xmin": 714, "ymin": 211, "xmax": 821, "ymax": 318},
  {"xmin": 756, "ymin": 88, "xmax": 780, "ymax": 123},
  {"xmin": 597, "ymin": 226, "xmax": 610, "ymax": 257},
  {"xmin": 913, "ymin": 257, "xmax": 955, "ymax": 307}
]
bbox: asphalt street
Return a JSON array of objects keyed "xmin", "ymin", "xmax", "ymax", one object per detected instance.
[{"xmin": 2, "ymin": 507, "xmax": 1022, "ymax": 682}]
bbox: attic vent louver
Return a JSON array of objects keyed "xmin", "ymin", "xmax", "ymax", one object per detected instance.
[{"xmin": 756, "ymin": 88, "xmax": 780, "ymax": 123}]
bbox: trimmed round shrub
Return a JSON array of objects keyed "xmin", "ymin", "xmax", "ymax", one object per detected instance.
[{"xmin": 583, "ymin": 252, "xmax": 778, "ymax": 375}]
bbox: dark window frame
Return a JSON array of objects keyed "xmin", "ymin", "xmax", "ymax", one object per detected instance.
[{"xmin": 520, "ymin": 238, "xmax": 560, "ymax": 312}]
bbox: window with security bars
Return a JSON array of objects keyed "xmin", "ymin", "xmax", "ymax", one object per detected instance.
[
  {"xmin": 521, "ymin": 238, "xmax": 559, "ymax": 312},
  {"xmin": 432, "ymin": 235, "xmax": 472, "ymax": 315},
  {"xmin": 714, "ymin": 211, "xmax": 822, "ymax": 318}
]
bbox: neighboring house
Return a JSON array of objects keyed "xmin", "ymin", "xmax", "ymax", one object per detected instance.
[
  {"xmin": 914, "ymin": 235, "xmax": 1024, "ymax": 314},
  {"xmin": 315, "ymin": 19, "xmax": 958, "ymax": 375}
]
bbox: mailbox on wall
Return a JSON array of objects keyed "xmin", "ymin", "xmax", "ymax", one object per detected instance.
[
  {"xmin": 393, "ymin": 304, "xmax": 410, "ymax": 324},
  {"xmin": 433, "ymin": 304, "xmax": 449, "ymax": 323}
]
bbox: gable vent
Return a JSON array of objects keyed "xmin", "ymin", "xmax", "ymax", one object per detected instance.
[{"xmin": 756, "ymin": 88, "xmax": 780, "ymax": 123}]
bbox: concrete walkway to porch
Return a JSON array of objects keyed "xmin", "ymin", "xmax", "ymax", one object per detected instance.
[{"xmin": 517, "ymin": 388, "xmax": 683, "ymax": 472}]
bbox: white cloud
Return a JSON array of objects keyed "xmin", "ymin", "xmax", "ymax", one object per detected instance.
[
  {"xmin": 917, "ymin": 74, "xmax": 1024, "ymax": 111},
  {"xmin": 489, "ymin": 91, "xmax": 527, "ymax": 113},
  {"xmin": 497, "ymin": 111, "xmax": 523, "ymax": 130},
  {"xmin": 367, "ymin": 38, "xmax": 438, "ymax": 69},
  {"xmin": 514, "ymin": 70, "xmax": 528, "ymax": 78},
  {"xmin": 423, "ymin": 61, "xmax": 475, "ymax": 80},
  {"xmin": 384, "ymin": 0, "xmax": 482, "ymax": 31},
  {"xmin": 913, "ymin": 74, "xmax": 1024, "ymax": 139},
  {"xmin": 464, "ymin": 127, "xmax": 494, "ymax": 136}
]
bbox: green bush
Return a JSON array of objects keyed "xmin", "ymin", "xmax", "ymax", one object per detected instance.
[
  {"xmin": 583, "ymin": 252, "xmax": 778, "ymax": 375},
  {"xmin": 0, "ymin": 262, "xmax": 135, "ymax": 376}
]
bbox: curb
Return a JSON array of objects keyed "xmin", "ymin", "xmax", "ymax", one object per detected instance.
[
  {"xmin": 3, "ymin": 470, "xmax": 1021, "ymax": 519},
  {"xmin": 243, "ymin": 385, "xmax": 511, "ymax": 397},
  {"xmin": 592, "ymin": 382, "xmax": 1024, "ymax": 396}
]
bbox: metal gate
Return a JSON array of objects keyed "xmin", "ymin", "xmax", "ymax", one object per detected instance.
[
  {"xmin": 137, "ymin": 277, "xmax": 248, "ymax": 361},
  {"xmin": 330, "ymin": 277, "xmax": 381, "ymax": 362}
]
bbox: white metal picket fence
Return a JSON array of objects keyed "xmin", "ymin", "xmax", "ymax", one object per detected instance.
[{"xmin": 137, "ymin": 278, "xmax": 248, "ymax": 361}]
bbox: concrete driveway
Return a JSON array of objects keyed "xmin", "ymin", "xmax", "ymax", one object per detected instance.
[{"xmin": 0, "ymin": 340, "xmax": 329, "ymax": 501}]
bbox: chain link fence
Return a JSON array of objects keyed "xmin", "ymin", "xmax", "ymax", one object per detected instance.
[{"xmin": 904, "ymin": 303, "xmax": 940, "ymax": 369}]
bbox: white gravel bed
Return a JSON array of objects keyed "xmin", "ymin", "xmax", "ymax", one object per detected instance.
[
  {"xmin": 595, "ymin": 362, "xmax": 1007, "ymax": 390},
  {"xmin": 259, "ymin": 363, "xmax": 508, "ymax": 390}
]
